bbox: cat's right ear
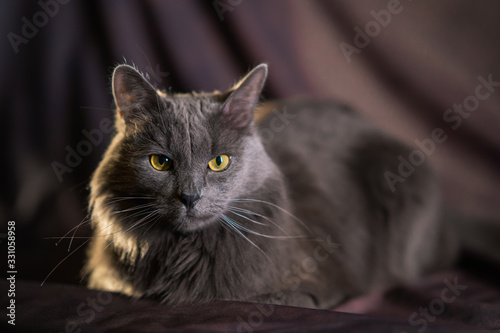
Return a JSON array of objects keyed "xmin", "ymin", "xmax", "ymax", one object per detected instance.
[
  {"xmin": 112, "ymin": 65, "xmax": 159, "ymax": 127},
  {"xmin": 220, "ymin": 64, "xmax": 268, "ymax": 129}
]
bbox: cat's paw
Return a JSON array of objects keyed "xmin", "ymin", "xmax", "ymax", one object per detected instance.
[{"xmin": 250, "ymin": 290, "xmax": 317, "ymax": 308}]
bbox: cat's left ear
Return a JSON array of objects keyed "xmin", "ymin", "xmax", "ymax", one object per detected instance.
[
  {"xmin": 221, "ymin": 64, "xmax": 268, "ymax": 128},
  {"xmin": 112, "ymin": 64, "xmax": 159, "ymax": 126}
]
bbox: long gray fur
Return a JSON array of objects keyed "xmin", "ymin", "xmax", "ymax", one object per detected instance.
[{"xmin": 84, "ymin": 64, "xmax": 456, "ymax": 309}]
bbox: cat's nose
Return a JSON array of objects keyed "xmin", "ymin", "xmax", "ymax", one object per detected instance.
[{"xmin": 179, "ymin": 193, "xmax": 202, "ymax": 211}]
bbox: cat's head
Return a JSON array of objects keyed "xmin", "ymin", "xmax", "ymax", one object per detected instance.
[{"xmin": 90, "ymin": 64, "xmax": 281, "ymax": 235}]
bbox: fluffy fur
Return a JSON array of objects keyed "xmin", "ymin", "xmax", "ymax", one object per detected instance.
[{"xmin": 84, "ymin": 64, "xmax": 456, "ymax": 308}]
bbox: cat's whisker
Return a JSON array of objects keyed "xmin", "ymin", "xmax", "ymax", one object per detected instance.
[
  {"xmin": 99, "ymin": 210, "xmax": 158, "ymax": 238},
  {"xmin": 45, "ymin": 236, "xmax": 94, "ymax": 240},
  {"xmin": 217, "ymin": 217, "xmax": 234, "ymax": 235},
  {"xmin": 79, "ymin": 271, "xmax": 89, "ymax": 284},
  {"xmin": 68, "ymin": 222, "xmax": 80, "ymax": 252},
  {"xmin": 219, "ymin": 215, "xmax": 272, "ymax": 263},
  {"xmin": 79, "ymin": 211, "xmax": 161, "ymax": 286},
  {"xmin": 55, "ymin": 214, "xmax": 93, "ymax": 247},
  {"xmin": 225, "ymin": 205, "xmax": 294, "ymax": 237},
  {"xmin": 78, "ymin": 208, "xmax": 157, "ymax": 241},
  {"xmin": 56, "ymin": 204, "xmax": 156, "ymax": 248},
  {"xmin": 103, "ymin": 210, "xmax": 161, "ymax": 251},
  {"xmin": 102, "ymin": 196, "xmax": 156, "ymax": 208},
  {"xmin": 137, "ymin": 213, "xmax": 163, "ymax": 240},
  {"xmin": 227, "ymin": 198, "xmax": 313, "ymax": 234},
  {"xmin": 222, "ymin": 214, "xmax": 253, "ymax": 233},
  {"xmin": 224, "ymin": 212, "xmax": 304, "ymax": 240},
  {"xmin": 41, "ymin": 238, "xmax": 92, "ymax": 287},
  {"xmin": 53, "ymin": 197, "xmax": 156, "ymax": 248},
  {"xmin": 66, "ymin": 203, "xmax": 153, "ymax": 251},
  {"xmin": 51, "ymin": 218, "xmax": 141, "ymax": 241},
  {"xmin": 225, "ymin": 211, "xmax": 307, "ymax": 239},
  {"xmin": 225, "ymin": 209, "xmax": 267, "ymax": 226},
  {"xmin": 215, "ymin": 201, "xmax": 303, "ymax": 238},
  {"xmin": 225, "ymin": 206, "xmax": 261, "ymax": 218},
  {"xmin": 121, "ymin": 210, "xmax": 161, "ymax": 235},
  {"xmin": 109, "ymin": 203, "xmax": 156, "ymax": 215}
]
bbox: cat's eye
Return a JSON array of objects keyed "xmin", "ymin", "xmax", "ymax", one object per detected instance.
[
  {"xmin": 150, "ymin": 154, "xmax": 172, "ymax": 171},
  {"xmin": 208, "ymin": 154, "xmax": 230, "ymax": 172}
]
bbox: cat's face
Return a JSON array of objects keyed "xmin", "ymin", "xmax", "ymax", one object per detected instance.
[{"xmin": 91, "ymin": 64, "xmax": 272, "ymax": 234}]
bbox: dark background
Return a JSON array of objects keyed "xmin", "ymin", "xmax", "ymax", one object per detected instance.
[{"xmin": 1, "ymin": 0, "xmax": 500, "ymax": 286}]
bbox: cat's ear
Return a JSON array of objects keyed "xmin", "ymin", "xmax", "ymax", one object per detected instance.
[
  {"xmin": 112, "ymin": 64, "xmax": 159, "ymax": 126},
  {"xmin": 221, "ymin": 64, "xmax": 268, "ymax": 128}
]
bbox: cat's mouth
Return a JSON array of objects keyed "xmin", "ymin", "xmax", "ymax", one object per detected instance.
[{"xmin": 173, "ymin": 212, "xmax": 219, "ymax": 233}]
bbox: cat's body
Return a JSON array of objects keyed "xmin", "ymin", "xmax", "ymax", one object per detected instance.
[{"xmin": 85, "ymin": 64, "xmax": 456, "ymax": 309}]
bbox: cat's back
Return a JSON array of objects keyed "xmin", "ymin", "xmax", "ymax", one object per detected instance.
[
  {"xmin": 257, "ymin": 99, "xmax": 405, "ymax": 194},
  {"xmin": 257, "ymin": 98, "xmax": 427, "ymax": 191},
  {"xmin": 257, "ymin": 99, "xmax": 450, "ymax": 286},
  {"xmin": 257, "ymin": 99, "xmax": 372, "ymax": 164}
]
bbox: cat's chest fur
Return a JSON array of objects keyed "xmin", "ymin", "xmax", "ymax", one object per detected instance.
[
  {"xmin": 87, "ymin": 201, "xmax": 303, "ymax": 304},
  {"xmin": 110, "ymin": 226, "xmax": 252, "ymax": 302}
]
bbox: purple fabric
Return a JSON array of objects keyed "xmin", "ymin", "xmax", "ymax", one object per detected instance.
[
  {"xmin": 2, "ymin": 0, "xmax": 500, "ymax": 331},
  {"xmin": 2, "ymin": 264, "xmax": 499, "ymax": 332}
]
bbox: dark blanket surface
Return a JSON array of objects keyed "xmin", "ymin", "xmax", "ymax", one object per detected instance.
[{"xmin": 3, "ymin": 254, "xmax": 500, "ymax": 332}]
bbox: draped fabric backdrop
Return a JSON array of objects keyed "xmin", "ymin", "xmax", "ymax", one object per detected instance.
[{"xmin": 1, "ymin": 0, "xmax": 499, "ymax": 296}]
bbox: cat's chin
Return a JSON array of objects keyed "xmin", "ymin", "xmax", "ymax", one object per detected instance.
[{"xmin": 172, "ymin": 214, "xmax": 218, "ymax": 234}]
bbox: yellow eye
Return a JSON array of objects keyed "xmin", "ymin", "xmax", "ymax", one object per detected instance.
[
  {"xmin": 150, "ymin": 154, "xmax": 172, "ymax": 171},
  {"xmin": 208, "ymin": 154, "xmax": 230, "ymax": 172}
]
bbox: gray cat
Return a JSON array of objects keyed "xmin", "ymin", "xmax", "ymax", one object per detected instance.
[{"xmin": 84, "ymin": 64, "xmax": 456, "ymax": 309}]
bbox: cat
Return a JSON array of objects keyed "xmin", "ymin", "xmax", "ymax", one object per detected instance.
[{"xmin": 84, "ymin": 63, "xmax": 457, "ymax": 309}]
